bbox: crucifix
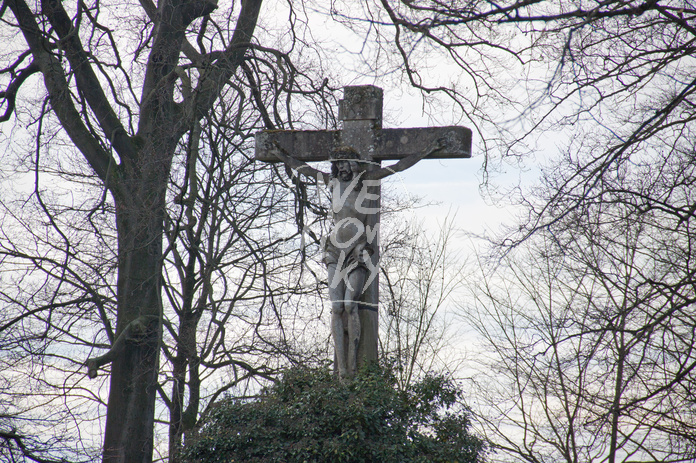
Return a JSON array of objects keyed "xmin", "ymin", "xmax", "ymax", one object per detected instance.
[{"xmin": 256, "ymin": 85, "xmax": 471, "ymax": 378}]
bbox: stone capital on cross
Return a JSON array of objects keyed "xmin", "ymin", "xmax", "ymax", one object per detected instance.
[{"xmin": 255, "ymin": 85, "xmax": 471, "ymax": 378}]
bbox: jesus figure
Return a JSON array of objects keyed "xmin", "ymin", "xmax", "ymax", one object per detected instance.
[{"xmin": 270, "ymin": 141, "xmax": 444, "ymax": 378}]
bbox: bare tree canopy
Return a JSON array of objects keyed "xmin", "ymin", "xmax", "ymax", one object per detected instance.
[
  {"xmin": 0, "ymin": 0, "xmax": 332, "ymax": 461},
  {"xmin": 465, "ymin": 152, "xmax": 696, "ymax": 460},
  {"xmin": 347, "ymin": 1, "xmax": 695, "ymax": 222}
]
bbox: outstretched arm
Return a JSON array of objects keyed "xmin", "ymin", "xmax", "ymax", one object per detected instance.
[
  {"xmin": 269, "ymin": 141, "xmax": 330, "ymax": 185},
  {"xmin": 367, "ymin": 138, "xmax": 445, "ymax": 180}
]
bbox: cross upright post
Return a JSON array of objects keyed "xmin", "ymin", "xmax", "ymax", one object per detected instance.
[
  {"xmin": 338, "ymin": 85, "xmax": 383, "ymax": 367},
  {"xmin": 255, "ymin": 85, "xmax": 471, "ymax": 377}
]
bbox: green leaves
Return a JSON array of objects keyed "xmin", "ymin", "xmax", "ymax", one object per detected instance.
[{"xmin": 183, "ymin": 366, "xmax": 486, "ymax": 463}]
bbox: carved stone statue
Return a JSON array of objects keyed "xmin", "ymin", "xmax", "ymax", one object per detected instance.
[
  {"xmin": 271, "ymin": 140, "xmax": 444, "ymax": 379},
  {"xmin": 322, "ymin": 146, "xmax": 375, "ymax": 379}
]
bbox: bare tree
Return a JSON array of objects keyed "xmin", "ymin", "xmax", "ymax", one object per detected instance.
[
  {"xmin": 0, "ymin": 0, "xmax": 337, "ymax": 460},
  {"xmin": 338, "ymin": 5, "xmax": 696, "ymax": 459},
  {"xmin": 0, "ymin": 98, "xmax": 331, "ymax": 463},
  {"xmin": 379, "ymin": 214, "xmax": 466, "ymax": 390},
  {"xmin": 158, "ymin": 95, "xmax": 333, "ymax": 460},
  {"xmin": 1, "ymin": 155, "xmax": 116, "ymax": 462},
  {"xmin": 332, "ymin": 1, "xmax": 695, "ymax": 246},
  {"xmin": 339, "ymin": 1, "xmax": 695, "ymax": 168},
  {"xmin": 0, "ymin": 110, "xmax": 324, "ymax": 462},
  {"xmin": 463, "ymin": 148, "xmax": 696, "ymax": 462}
]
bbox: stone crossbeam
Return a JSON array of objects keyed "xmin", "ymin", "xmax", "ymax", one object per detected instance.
[{"xmin": 255, "ymin": 126, "xmax": 471, "ymax": 162}]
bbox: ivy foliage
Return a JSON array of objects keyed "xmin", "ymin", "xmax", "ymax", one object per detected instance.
[{"xmin": 182, "ymin": 366, "xmax": 486, "ymax": 463}]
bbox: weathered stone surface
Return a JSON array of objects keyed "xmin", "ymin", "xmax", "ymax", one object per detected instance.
[
  {"xmin": 255, "ymin": 126, "xmax": 472, "ymax": 162},
  {"xmin": 339, "ymin": 85, "xmax": 383, "ymax": 121},
  {"xmin": 255, "ymin": 130, "xmax": 340, "ymax": 162}
]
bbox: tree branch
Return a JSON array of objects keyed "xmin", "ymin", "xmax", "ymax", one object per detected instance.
[
  {"xmin": 0, "ymin": 429, "xmax": 70, "ymax": 463},
  {"xmin": 183, "ymin": 0, "xmax": 263, "ymax": 126},
  {"xmin": 5, "ymin": 0, "xmax": 121, "ymax": 188},
  {"xmin": 0, "ymin": 59, "xmax": 39, "ymax": 122},
  {"xmin": 85, "ymin": 315, "xmax": 154, "ymax": 378},
  {"xmin": 41, "ymin": 0, "xmax": 136, "ymax": 162}
]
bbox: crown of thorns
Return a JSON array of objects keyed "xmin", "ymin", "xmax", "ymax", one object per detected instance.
[{"xmin": 329, "ymin": 145, "xmax": 361, "ymax": 162}]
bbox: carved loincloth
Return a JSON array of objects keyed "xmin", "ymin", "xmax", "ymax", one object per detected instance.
[{"xmin": 323, "ymin": 234, "xmax": 374, "ymax": 272}]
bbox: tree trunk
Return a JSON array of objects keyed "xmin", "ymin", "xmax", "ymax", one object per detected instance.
[
  {"xmin": 169, "ymin": 308, "xmax": 201, "ymax": 462},
  {"xmin": 103, "ymin": 144, "xmax": 171, "ymax": 462}
]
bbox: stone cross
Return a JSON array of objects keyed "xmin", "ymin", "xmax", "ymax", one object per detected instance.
[{"xmin": 255, "ymin": 85, "xmax": 471, "ymax": 374}]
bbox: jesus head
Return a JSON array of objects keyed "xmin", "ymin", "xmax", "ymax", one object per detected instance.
[{"xmin": 330, "ymin": 145, "xmax": 363, "ymax": 181}]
